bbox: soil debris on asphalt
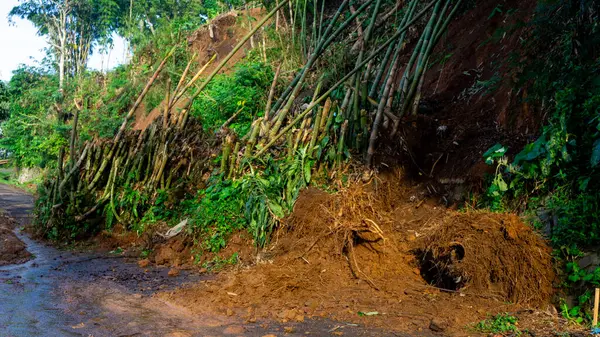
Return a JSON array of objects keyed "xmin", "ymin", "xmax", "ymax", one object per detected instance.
[
  {"xmin": 0, "ymin": 213, "xmax": 31, "ymax": 266},
  {"xmin": 158, "ymin": 170, "xmax": 559, "ymax": 335}
]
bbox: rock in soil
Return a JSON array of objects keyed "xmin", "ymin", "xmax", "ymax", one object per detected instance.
[
  {"xmin": 138, "ymin": 259, "xmax": 150, "ymax": 268},
  {"xmin": 429, "ymin": 318, "xmax": 448, "ymax": 332}
]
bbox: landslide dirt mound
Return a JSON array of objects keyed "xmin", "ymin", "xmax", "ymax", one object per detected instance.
[
  {"xmin": 159, "ymin": 170, "xmax": 555, "ymax": 334},
  {"xmin": 0, "ymin": 214, "xmax": 31, "ymax": 266},
  {"xmin": 416, "ymin": 212, "xmax": 554, "ymax": 306}
]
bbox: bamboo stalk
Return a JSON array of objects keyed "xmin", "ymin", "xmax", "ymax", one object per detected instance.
[
  {"xmin": 58, "ymin": 143, "xmax": 90, "ymax": 195},
  {"xmin": 153, "ymin": 144, "xmax": 169, "ymax": 188},
  {"xmin": 400, "ymin": 1, "xmax": 443, "ymax": 116},
  {"xmin": 367, "ymin": 43, "xmax": 402, "ymax": 166},
  {"xmin": 228, "ymin": 142, "xmax": 240, "ymax": 179},
  {"xmin": 170, "ymin": 54, "xmax": 216, "ymax": 108},
  {"xmin": 170, "ymin": 54, "xmax": 197, "ymax": 106},
  {"xmin": 264, "ymin": 64, "xmax": 282, "ymax": 121},
  {"xmin": 337, "ymin": 120, "xmax": 348, "ymax": 166},
  {"xmin": 286, "ymin": 130, "xmax": 294, "ymax": 159},
  {"xmin": 244, "ymin": 118, "xmax": 263, "ymax": 158},
  {"xmin": 163, "ymin": 78, "xmax": 171, "ymax": 129},
  {"xmin": 319, "ymin": 98, "xmax": 332, "ymax": 133},
  {"xmin": 309, "ymin": 108, "xmax": 322, "ymax": 156},
  {"xmin": 221, "ymin": 135, "xmax": 233, "ymax": 174}
]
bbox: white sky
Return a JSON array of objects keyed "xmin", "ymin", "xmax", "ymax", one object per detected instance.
[{"xmin": 0, "ymin": 0, "xmax": 127, "ymax": 82}]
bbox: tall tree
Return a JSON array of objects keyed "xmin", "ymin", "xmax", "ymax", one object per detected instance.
[{"xmin": 10, "ymin": 0, "xmax": 121, "ymax": 86}]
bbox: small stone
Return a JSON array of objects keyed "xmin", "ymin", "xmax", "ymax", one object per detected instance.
[
  {"xmin": 247, "ymin": 317, "xmax": 257, "ymax": 323},
  {"xmin": 226, "ymin": 309, "xmax": 234, "ymax": 316},
  {"xmin": 284, "ymin": 326, "xmax": 296, "ymax": 334},
  {"xmin": 284, "ymin": 309, "xmax": 297, "ymax": 320},
  {"xmin": 133, "ymin": 293, "xmax": 143, "ymax": 299},
  {"xmin": 223, "ymin": 325, "xmax": 245, "ymax": 334},
  {"xmin": 294, "ymin": 315, "xmax": 305, "ymax": 322},
  {"xmin": 429, "ymin": 318, "xmax": 447, "ymax": 332},
  {"xmin": 168, "ymin": 268, "xmax": 180, "ymax": 277},
  {"xmin": 261, "ymin": 335, "xmax": 277, "ymax": 337},
  {"xmin": 138, "ymin": 259, "xmax": 150, "ymax": 268}
]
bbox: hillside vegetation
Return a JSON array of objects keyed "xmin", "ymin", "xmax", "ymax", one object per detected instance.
[{"xmin": 1, "ymin": 0, "xmax": 600, "ymax": 333}]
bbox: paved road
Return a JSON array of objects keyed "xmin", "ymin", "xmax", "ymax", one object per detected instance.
[{"xmin": 0, "ymin": 184, "xmax": 408, "ymax": 337}]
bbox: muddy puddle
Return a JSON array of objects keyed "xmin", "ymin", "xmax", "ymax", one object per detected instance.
[{"xmin": 0, "ymin": 184, "xmax": 404, "ymax": 337}]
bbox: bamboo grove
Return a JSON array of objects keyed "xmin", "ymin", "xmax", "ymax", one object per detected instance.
[{"xmin": 36, "ymin": 0, "xmax": 464, "ymax": 244}]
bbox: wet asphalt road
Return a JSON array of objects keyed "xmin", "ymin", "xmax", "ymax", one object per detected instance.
[{"xmin": 0, "ymin": 184, "xmax": 417, "ymax": 337}]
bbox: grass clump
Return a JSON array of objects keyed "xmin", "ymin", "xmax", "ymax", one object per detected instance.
[{"xmin": 474, "ymin": 313, "xmax": 523, "ymax": 335}]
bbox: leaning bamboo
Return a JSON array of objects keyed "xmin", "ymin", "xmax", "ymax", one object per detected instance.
[
  {"xmin": 170, "ymin": 54, "xmax": 216, "ymax": 108},
  {"xmin": 337, "ymin": 120, "xmax": 349, "ymax": 166},
  {"xmin": 254, "ymin": 0, "xmax": 441, "ymax": 158},
  {"xmin": 264, "ymin": 64, "xmax": 282, "ymax": 121},
  {"xmin": 58, "ymin": 143, "xmax": 90, "ymax": 195},
  {"xmin": 170, "ymin": 54, "xmax": 197, "ymax": 106},
  {"xmin": 367, "ymin": 44, "xmax": 402, "ymax": 166},
  {"xmin": 270, "ymin": 0, "xmax": 373, "ymax": 131},
  {"xmin": 88, "ymin": 47, "xmax": 175, "ymax": 191},
  {"xmin": 244, "ymin": 118, "xmax": 263, "ymax": 158},
  {"xmin": 309, "ymin": 108, "xmax": 323, "ymax": 156},
  {"xmin": 270, "ymin": 0, "xmax": 349, "ymax": 114}
]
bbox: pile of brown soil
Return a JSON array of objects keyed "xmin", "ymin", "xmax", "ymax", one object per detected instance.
[
  {"xmin": 159, "ymin": 171, "xmax": 556, "ymax": 334},
  {"xmin": 416, "ymin": 212, "xmax": 554, "ymax": 306},
  {"xmin": 0, "ymin": 214, "xmax": 31, "ymax": 266}
]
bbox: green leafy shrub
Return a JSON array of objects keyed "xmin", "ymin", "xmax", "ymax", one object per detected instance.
[{"xmin": 191, "ymin": 61, "xmax": 273, "ymax": 136}]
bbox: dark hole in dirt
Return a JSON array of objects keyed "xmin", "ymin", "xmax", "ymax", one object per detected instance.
[{"xmin": 415, "ymin": 244, "xmax": 467, "ymax": 291}]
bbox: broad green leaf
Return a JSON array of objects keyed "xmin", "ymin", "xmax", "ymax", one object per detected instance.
[
  {"xmin": 496, "ymin": 177, "xmax": 508, "ymax": 192},
  {"xmin": 483, "ymin": 143, "xmax": 506, "ymax": 164},
  {"xmin": 267, "ymin": 200, "xmax": 285, "ymax": 218},
  {"xmin": 303, "ymin": 161, "xmax": 312, "ymax": 183}
]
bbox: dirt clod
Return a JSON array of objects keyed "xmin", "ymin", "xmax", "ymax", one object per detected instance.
[
  {"xmin": 138, "ymin": 259, "xmax": 150, "ymax": 268},
  {"xmin": 429, "ymin": 318, "xmax": 447, "ymax": 332},
  {"xmin": 168, "ymin": 268, "xmax": 180, "ymax": 277}
]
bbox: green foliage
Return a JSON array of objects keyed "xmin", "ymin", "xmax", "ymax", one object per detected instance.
[
  {"xmin": 240, "ymin": 146, "xmax": 314, "ymax": 246},
  {"xmin": 122, "ymin": 0, "xmax": 246, "ymax": 42},
  {"xmin": 482, "ymin": 143, "xmax": 509, "ymax": 211},
  {"xmin": 475, "ymin": 313, "xmax": 522, "ymax": 335},
  {"xmin": 0, "ymin": 81, "xmax": 10, "ymax": 121},
  {"xmin": 480, "ymin": 1, "xmax": 600, "ymax": 248},
  {"xmin": 187, "ymin": 178, "xmax": 247, "ymax": 252},
  {"xmin": 0, "ymin": 66, "xmax": 65, "ymax": 168},
  {"xmin": 191, "ymin": 61, "xmax": 274, "ymax": 136}
]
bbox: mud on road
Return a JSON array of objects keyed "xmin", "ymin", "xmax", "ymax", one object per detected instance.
[{"xmin": 0, "ymin": 184, "xmax": 404, "ymax": 337}]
